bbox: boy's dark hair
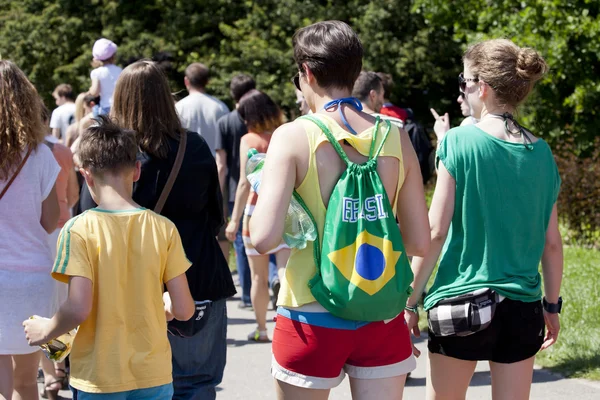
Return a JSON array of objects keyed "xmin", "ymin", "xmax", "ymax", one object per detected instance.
[
  {"xmin": 185, "ymin": 63, "xmax": 210, "ymax": 89},
  {"xmin": 293, "ymin": 20, "xmax": 363, "ymax": 91},
  {"xmin": 238, "ymin": 89, "xmax": 282, "ymax": 134},
  {"xmin": 230, "ymin": 74, "xmax": 256, "ymax": 103},
  {"xmin": 78, "ymin": 115, "xmax": 138, "ymax": 175},
  {"xmin": 376, "ymin": 72, "xmax": 394, "ymax": 99},
  {"xmin": 53, "ymin": 83, "xmax": 75, "ymax": 101},
  {"xmin": 352, "ymin": 71, "xmax": 383, "ymax": 102}
]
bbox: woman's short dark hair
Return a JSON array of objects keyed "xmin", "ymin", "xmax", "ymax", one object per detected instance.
[
  {"xmin": 237, "ymin": 90, "xmax": 282, "ymax": 134},
  {"xmin": 230, "ymin": 74, "xmax": 256, "ymax": 103},
  {"xmin": 293, "ymin": 20, "xmax": 363, "ymax": 91}
]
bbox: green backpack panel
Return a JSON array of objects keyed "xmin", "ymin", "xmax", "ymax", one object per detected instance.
[{"xmin": 295, "ymin": 115, "xmax": 414, "ymax": 321}]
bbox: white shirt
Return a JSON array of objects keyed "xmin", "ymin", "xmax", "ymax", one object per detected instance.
[
  {"xmin": 176, "ymin": 92, "xmax": 229, "ymax": 155},
  {"xmin": 0, "ymin": 144, "xmax": 60, "ymax": 272},
  {"xmin": 373, "ymin": 113, "xmax": 404, "ymax": 129},
  {"xmin": 49, "ymin": 102, "xmax": 76, "ymax": 140},
  {"xmin": 90, "ymin": 64, "xmax": 123, "ymax": 109}
]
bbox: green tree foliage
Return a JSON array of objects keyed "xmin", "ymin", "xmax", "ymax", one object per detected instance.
[
  {"xmin": 414, "ymin": 0, "xmax": 600, "ymax": 148},
  {"xmin": 0, "ymin": 0, "xmax": 463, "ymax": 120},
  {"xmin": 0, "ymin": 0, "xmax": 596, "ymax": 144},
  {"xmin": 1, "ymin": 0, "xmax": 598, "ymax": 239}
]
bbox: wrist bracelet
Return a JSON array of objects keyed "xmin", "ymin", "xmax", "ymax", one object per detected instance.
[{"xmin": 404, "ymin": 305, "xmax": 419, "ymax": 314}]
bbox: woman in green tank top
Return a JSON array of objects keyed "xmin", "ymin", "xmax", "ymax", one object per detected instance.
[{"xmin": 406, "ymin": 39, "xmax": 564, "ymax": 399}]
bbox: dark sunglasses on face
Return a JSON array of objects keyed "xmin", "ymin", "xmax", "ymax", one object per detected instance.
[
  {"xmin": 458, "ymin": 72, "xmax": 479, "ymax": 93},
  {"xmin": 292, "ymin": 73, "xmax": 301, "ymax": 91}
]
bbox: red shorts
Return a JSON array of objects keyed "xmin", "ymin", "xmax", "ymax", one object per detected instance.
[{"xmin": 271, "ymin": 305, "xmax": 416, "ymax": 389}]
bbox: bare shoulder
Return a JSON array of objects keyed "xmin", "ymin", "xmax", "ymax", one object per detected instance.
[
  {"xmin": 80, "ymin": 114, "xmax": 94, "ymax": 130},
  {"xmin": 273, "ymin": 119, "xmax": 307, "ymax": 139},
  {"xmin": 269, "ymin": 120, "xmax": 310, "ymax": 160},
  {"xmin": 270, "ymin": 120, "xmax": 308, "ymax": 146},
  {"xmin": 397, "ymin": 126, "xmax": 414, "ymax": 153},
  {"xmin": 65, "ymin": 123, "xmax": 76, "ymax": 135}
]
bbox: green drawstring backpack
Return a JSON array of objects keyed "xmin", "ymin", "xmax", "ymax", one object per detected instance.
[{"xmin": 294, "ymin": 115, "xmax": 414, "ymax": 321}]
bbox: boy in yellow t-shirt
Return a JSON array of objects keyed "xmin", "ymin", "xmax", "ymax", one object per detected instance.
[{"xmin": 23, "ymin": 116, "xmax": 195, "ymax": 399}]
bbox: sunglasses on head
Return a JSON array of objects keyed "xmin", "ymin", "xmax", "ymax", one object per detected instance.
[
  {"xmin": 292, "ymin": 73, "xmax": 301, "ymax": 91},
  {"xmin": 458, "ymin": 72, "xmax": 479, "ymax": 93}
]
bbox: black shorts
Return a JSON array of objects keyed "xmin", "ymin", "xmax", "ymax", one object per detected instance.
[{"xmin": 428, "ymin": 298, "xmax": 544, "ymax": 364}]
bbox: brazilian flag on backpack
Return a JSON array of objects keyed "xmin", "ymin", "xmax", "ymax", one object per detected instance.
[{"xmin": 294, "ymin": 115, "xmax": 414, "ymax": 321}]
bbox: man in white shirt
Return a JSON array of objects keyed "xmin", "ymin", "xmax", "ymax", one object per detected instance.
[
  {"xmin": 50, "ymin": 84, "xmax": 76, "ymax": 141},
  {"xmin": 176, "ymin": 63, "xmax": 229, "ymax": 155}
]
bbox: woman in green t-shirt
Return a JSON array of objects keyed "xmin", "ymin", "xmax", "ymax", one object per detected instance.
[{"xmin": 406, "ymin": 39, "xmax": 564, "ymax": 399}]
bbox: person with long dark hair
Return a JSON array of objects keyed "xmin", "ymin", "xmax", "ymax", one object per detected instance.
[{"xmin": 79, "ymin": 60, "xmax": 235, "ymax": 400}]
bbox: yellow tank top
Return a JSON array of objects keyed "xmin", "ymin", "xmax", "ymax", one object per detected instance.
[{"xmin": 278, "ymin": 114, "xmax": 405, "ymax": 307}]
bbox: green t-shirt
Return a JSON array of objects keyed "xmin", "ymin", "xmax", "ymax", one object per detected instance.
[{"xmin": 424, "ymin": 125, "xmax": 561, "ymax": 310}]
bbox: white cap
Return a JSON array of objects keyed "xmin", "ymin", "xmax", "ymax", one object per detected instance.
[{"xmin": 92, "ymin": 38, "xmax": 117, "ymax": 61}]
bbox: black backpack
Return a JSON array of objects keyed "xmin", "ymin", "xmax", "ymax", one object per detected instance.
[{"xmin": 403, "ymin": 108, "xmax": 434, "ymax": 184}]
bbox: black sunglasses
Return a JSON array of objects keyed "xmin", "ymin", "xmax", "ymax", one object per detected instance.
[
  {"xmin": 292, "ymin": 73, "xmax": 301, "ymax": 91},
  {"xmin": 458, "ymin": 72, "xmax": 479, "ymax": 93}
]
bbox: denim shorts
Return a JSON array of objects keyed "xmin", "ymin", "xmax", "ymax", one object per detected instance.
[{"xmin": 71, "ymin": 383, "xmax": 173, "ymax": 400}]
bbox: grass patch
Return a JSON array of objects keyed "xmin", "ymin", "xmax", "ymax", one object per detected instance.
[
  {"xmin": 229, "ymin": 246, "xmax": 237, "ymax": 273},
  {"xmin": 415, "ymin": 246, "xmax": 600, "ymax": 380},
  {"xmin": 535, "ymin": 246, "xmax": 600, "ymax": 380}
]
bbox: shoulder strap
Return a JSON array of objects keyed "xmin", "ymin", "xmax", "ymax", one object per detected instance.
[
  {"xmin": 0, "ymin": 147, "xmax": 33, "ymax": 201},
  {"xmin": 300, "ymin": 115, "xmax": 350, "ymax": 166},
  {"xmin": 372, "ymin": 119, "xmax": 392, "ymax": 160},
  {"xmin": 154, "ymin": 132, "xmax": 187, "ymax": 214},
  {"xmin": 368, "ymin": 117, "xmax": 381, "ymax": 159},
  {"xmin": 300, "ymin": 115, "xmax": 389, "ymax": 164},
  {"xmin": 44, "ymin": 140, "xmax": 55, "ymax": 151}
]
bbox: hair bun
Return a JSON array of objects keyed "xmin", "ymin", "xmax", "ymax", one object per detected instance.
[{"xmin": 516, "ymin": 47, "xmax": 548, "ymax": 82}]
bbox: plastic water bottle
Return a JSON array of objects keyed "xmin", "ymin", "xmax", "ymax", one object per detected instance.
[
  {"xmin": 246, "ymin": 149, "xmax": 317, "ymax": 249},
  {"xmin": 245, "ymin": 148, "xmax": 264, "ymax": 194},
  {"xmin": 283, "ymin": 194, "xmax": 318, "ymax": 249}
]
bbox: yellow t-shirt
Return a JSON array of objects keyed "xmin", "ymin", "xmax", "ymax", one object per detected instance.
[
  {"xmin": 278, "ymin": 114, "xmax": 405, "ymax": 308},
  {"xmin": 51, "ymin": 208, "xmax": 191, "ymax": 393}
]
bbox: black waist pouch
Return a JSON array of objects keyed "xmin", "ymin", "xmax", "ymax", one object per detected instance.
[{"xmin": 167, "ymin": 300, "xmax": 212, "ymax": 338}]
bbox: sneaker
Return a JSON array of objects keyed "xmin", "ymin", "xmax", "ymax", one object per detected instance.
[
  {"xmin": 238, "ymin": 301, "xmax": 253, "ymax": 310},
  {"xmin": 247, "ymin": 328, "xmax": 270, "ymax": 342},
  {"xmin": 271, "ymin": 279, "xmax": 281, "ymax": 310}
]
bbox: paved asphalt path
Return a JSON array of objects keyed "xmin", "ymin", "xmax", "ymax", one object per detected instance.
[
  {"xmin": 39, "ymin": 290, "xmax": 600, "ymax": 399},
  {"xmin": 218, "ymin": 295, "xmax": 600, "ymax": 400}
]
